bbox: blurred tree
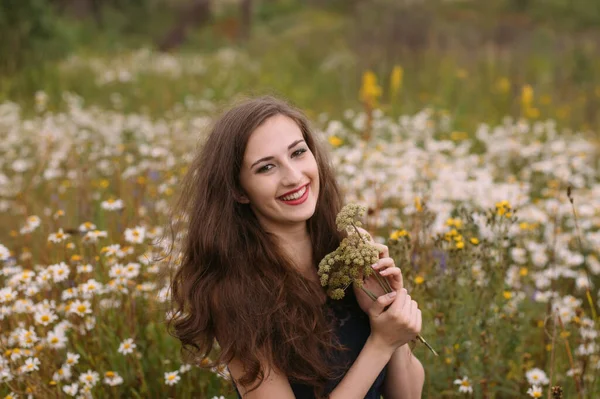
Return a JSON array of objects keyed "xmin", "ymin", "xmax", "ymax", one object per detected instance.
[
  {"xmin": 158, "ymin": 0, "xmax": 255, "ymax": 51},
  {"xmin": 509, "ymin": 0, "xmax": 532, "ymax": 11},
  {"xmin": 0, "ymin": 0, "xmax": 69, "ymax": 76},
  {"xmin": 158, "ymin": 0, "xmax": 212, "ymax": 51}
]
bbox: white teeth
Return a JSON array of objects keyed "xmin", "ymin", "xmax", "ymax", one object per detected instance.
[{"xmin": 280, "ymin": 186, "xmax": 307, "ymax": 201}]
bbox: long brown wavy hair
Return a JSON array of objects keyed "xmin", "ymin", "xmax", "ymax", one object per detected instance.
[{"xmin": 166, "ymin": 95, "xmax": 350, "ymax": 398}]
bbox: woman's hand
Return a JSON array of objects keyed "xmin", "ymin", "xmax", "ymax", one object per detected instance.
[
  {"xmin": 367, "ymin": 289, "xmax": 422, "ymax": 352},
  {"xmin": 352, "ymin": 228, "xmax": 403, "ymax": 315}
]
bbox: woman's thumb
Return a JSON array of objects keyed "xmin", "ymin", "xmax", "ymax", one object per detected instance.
[{"xmin": 369, "ymin": 291, "xmax": 397, "ymax": 317}]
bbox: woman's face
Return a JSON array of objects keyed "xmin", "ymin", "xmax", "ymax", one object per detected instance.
[{"xmin": 238, "ymin": 114, "xmax": 320, "ymax": 232}]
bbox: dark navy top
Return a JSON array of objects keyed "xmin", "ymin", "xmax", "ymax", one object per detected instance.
[{"xmin": 228, "ymin": 288, "xmax": 387, "ymax": 398}]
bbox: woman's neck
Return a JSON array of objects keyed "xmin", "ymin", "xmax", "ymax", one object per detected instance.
[{"xmin": 264, "ymin": 223, "xmax": 319, "ymax": 282}]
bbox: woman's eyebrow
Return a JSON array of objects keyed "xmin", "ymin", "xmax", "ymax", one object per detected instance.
[{"xmin": 250, "ymin": 139, "xmax": 305, "ymax": 169}]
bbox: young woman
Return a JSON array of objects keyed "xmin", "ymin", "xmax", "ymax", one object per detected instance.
[{"xmin": 168, "ymin": 96, "xmax": 424, "ymax": 399}]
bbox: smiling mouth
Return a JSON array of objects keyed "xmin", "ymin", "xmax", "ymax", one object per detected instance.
[{"xmin": 278, "ymin": 184, "xmax": 309, "ymax": 201}]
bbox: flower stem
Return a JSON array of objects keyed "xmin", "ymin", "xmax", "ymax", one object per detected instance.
[
  {"xmin": 361, "ymin": 285, "xmax": 378, "ymax": 301},
  {"xmin": 350, "ymin": 222, "xmax": 393, "ymax": 293},
  {"xmin": 373, "ymin": 269, "xmax": 393, "ymax": 293},
  {"xmin": 350, "ymin": 221, "xmax": 438, "ymax": 356},
  {"xmin": 363, "ymin": 286, "xmax": 438, "ymax": 357}
]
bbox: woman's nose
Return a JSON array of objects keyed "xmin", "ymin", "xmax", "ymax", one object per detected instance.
[{"xmin": 281, "ymin": 163, "xmax": 302, "ymax": 185}]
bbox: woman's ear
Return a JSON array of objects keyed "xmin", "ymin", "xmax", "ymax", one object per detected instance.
[{"xmin": 234, "ymin": 191, "xmax": 250, "ymax": 204}]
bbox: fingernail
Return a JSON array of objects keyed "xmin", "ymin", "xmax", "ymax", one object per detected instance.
[
  {"xmin": 371, "ymin": 262, "xmax": 378, "ymax": 269},
  {"xmin": 387, "ymin": 291, "xmax": 397, "ymax": 298}
]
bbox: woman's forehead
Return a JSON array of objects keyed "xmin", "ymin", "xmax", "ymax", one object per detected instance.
[{"xmin": 243, "ymin": 115, "xmax": 304, "ymax": 163}]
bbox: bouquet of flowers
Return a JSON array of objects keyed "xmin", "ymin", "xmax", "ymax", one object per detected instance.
[{"xmin": 318, "ymin": 203, "xmax": 438, "ymax": 356}]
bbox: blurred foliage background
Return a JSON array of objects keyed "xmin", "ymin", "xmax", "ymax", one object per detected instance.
[{"xmin": 2, "ymin": 0, "xmax": 600, "ymax": 134}]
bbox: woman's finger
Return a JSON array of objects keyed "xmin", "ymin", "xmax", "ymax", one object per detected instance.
[
  {"xmin": 371, "ymin": 242, "xmax": 389, "ymax": 259},
  {"xmin": 415, "ymin": 309, "xmax": 422, "ymax": 334},
  {"xmin": 371, "ymin": 257, "xmax": 394, "ymax": 270}
]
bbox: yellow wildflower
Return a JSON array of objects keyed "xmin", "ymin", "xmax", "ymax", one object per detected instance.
[
  {"xmin": 390, "ymin": 65, "xmax": 403, "ymax": 98},
  {"xmin": 414, "ymin": 197, "xmax": 423, "ymax": 212},
  {"xmin": 521, "ymin": 85, "xmax": 534, "ymax": 109},
  {"xmin": 446, "ymin": 218, "xmax": 463, "ymax": 228},
  {"xmin": 414, "ymin": 276, "xmax": 424, "ymax": 285},
  {"xmin": 537, "ymin": 320, "xmax": 544, "ymax": 328},
  {"xmin": 390, "ymin": 229, "xmax": 409, "ymax": 240},
  {"xmin": 328, "ymin": 136, "xmax": 343, "ymax": 147},
  {"xmin": 519, "ymin": 267, "xmax": 528, "ymax": 276},
  {"xmin": 359, "ymin": 70, "xmax": 382, "ymax": 107}
]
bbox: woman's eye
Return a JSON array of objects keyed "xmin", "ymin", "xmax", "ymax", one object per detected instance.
[
  {"xmin": 257, "ymin": 165, "xmax": 273, "ymax": 173},
  {"xmin": 292, "ymin": 148, "xmax": 307, "ymax": 157},
  {"xmin": 256, "ymin": 149, "xmax": 307, "ymax": 173}
]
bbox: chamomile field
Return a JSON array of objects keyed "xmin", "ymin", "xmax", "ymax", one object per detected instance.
[{"xmin": 1, "ymin": 1, "xmax": 600, "ymax": 398}]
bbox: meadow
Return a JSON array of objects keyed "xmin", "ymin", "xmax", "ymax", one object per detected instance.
[{"xmin": 1, "ymin": 1, "xmax": 600, "ymax": 398}]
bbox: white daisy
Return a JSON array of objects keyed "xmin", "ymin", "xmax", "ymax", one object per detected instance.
[
  {"xmin": 50, "ymin": 262, "xmax": 70, "ymax": 283},
  {"xmin": 20, "ymin": 215, "xmax": 41, "ymax": 234},
  {"xmin": 118, "ymin": 338, "xmax": 136, "ymax": 355},
  {"xmin": 79, "ymin": 369, "xmax": 100, "ymax": 387},
  {"xmin": 101, "ymin": 198, "xmax": 124, "ymax": 211},
  {"xmin": 104, "ymin": 371, "xmax": 124, "ymax": 386},
  {"xmin": 82, "ymin": 230, "xmax": 108, "ymax": 244},
  {"xmin": 164, "ymin": 370, "xmax": 180, "ymax": 386},
  {"xmin": 46, "ymin": 330, "xmax": 68, "ymax": 349},
  {"xmin": 76, "ymin": 264, "xmax": 94, "ymax": 274},
  {"xmin": 63, "ymin": 382, "xmax": 79, "ymax": 396},
  {"xmin": 101, "ymin": 244, "xmax": 121, "ymax": 257},
  {"xmin": 65, "ymin": 352, "xmax": 80, "ymax": 366},
  {"xmin": 20, "ymin": 357, "xmax": 40, "ymax": 373},
  {"xmin": 69, "ymin": 300, "xmax": 92, "ymax": 317},
  {"xmin": 0, "ymin": 287, "xmax": 17, "ymax": 303},
  {"xmin": 53, "ymin": 364, "xmax": 72, "ymax": 381},
  {"xmin": 527, "ymin": 385, "xmax": 543, "ymax": 398},
  {"xmin": 453, "ymin": 376, "xmax": 473, "ymax": 394},
  {"xmin": 525, "ymin": 368, "xmax": 549, "ymax": 386},
  {"xmin": 48, "ymin": 228, "xmax": 71, "ymax": 243},
  {"xmin": 78, "ymin": 222, "xmax": 97, "ymax": 232},
  {"xmin": 34, "ymin": 309, "xmax": 58, "ymax": 326},
  {"xmin": 0, "ymin": 243, "xmax": 10, "ymax": 261},
  {"xmin": 124, "ymin": 226, "xmax": 146, "ymax": 244}
]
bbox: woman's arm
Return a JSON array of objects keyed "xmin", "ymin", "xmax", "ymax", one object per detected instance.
[
  {"xmin": 328, "ymin": 334, "xmax": 395, "ymax": 399},
  {"xmin": 382, "ymin": 344, "xmax": 425, "ymax": 399},
  {"xmin": 228, "ymin": 335, "xmax": 395, "ymax": 399}
]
